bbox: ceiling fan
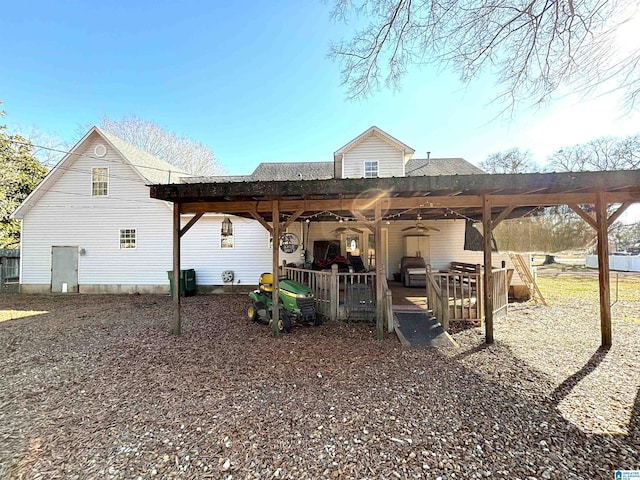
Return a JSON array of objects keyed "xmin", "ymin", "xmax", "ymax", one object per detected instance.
[
  {"xmin": 331, "ymin": 226, "xmax": 363, "ymax": 234},
  {"xmin": 402, "ymin": 214, "xmax": 440, "ymax": 233}
]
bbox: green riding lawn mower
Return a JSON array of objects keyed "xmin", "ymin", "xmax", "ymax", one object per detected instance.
[{"xmin": 247, "ymin": 273, "xmax": 322, "ymax": 333}]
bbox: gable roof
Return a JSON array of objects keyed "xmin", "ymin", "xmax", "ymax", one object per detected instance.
[
  {"xmin": 252, "ymin": 162, "xmax": 334, "ymax": 181},
  {"xmin": 185, "ymin": 157, "xmax": 482, "ymax": 184},
  {"xmin": 12, "ymin": 126, "xmax": 189, "ymax": 219},
  {"xmin": 183, "ymin": 162, "xmax": 335, "ymax": 184},
  {"xmin": 405, "ymin": 158, "xmax": 485, "ymax": 176},
  {"xmin": 96, "ymin": 128, "xmax": 190, "ymax": 184},
  {"xmin": 334, "ymin": 126, "xmax": 416, "ymax": 157}
]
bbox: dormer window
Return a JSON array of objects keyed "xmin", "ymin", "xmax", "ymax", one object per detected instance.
[
  {"xmin": 92, "ymin": 167, "xmax": 109, "ymax": 196},
  {"xmin": 364, "ymin": 161, "xmax": 378, "ymax": 178}
]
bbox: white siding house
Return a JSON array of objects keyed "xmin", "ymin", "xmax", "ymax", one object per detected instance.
[
  {"xmin": 12, "ymin": 127, "xmax": 300, "ymax": 293},
  {"xmin": 13, "ymin": 125, "xmax": 522, "ymax": 293},
  {"xmin": 334, "ymin": 126, "xmax": 414, "ymax": 179}
]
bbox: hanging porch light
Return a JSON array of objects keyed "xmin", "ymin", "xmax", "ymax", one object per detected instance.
[{"xmin": 221, "ymin": 217, "xmax": 233, "ymax": 236}]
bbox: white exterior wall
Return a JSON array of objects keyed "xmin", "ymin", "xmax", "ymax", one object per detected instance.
[
  {"xmin": 20, "ymin": 137, "xmax": 175, "ymax": 293},
  {"xmin": 297, "ymin": 219, "xmax": 523, "ymax": 286},
  {"xmin": 180, "ymin": 216, "xmax": 304, "ymax": 287},
  {"xmin": 386, "ymin": 220, "xmax": 523, "ymax": 285},
  {"xmin": 342, "ymin": 135, "xmax": 404, "ymax": 178}
]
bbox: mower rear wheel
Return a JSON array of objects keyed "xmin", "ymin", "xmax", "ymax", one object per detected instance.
[
  {"xmin": 247, "ymin": 304, "xmax": 258, "ymax": 322},
  {"xmin": 314, "ymin": 314, "xmax": 323, "ymax": 326}
]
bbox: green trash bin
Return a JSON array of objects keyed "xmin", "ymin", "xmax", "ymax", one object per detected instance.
[{"xmin": 167, "ymin": 269, "xmax": 196, "ymax": 296}]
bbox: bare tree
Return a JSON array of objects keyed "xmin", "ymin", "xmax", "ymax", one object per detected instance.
[
  {"xmin": 329, "ymin": 0, "xmax": 640, "ymax": 111},
  {"xmin": 480, "ymin": 147, "xmax": 537, "ymax": 173},
  {"xmin": 98, "ymin": 116, "xmax": 225, "ymax": 176},
  {"xmin": 10, "ymin": 125, "xmax": 65, "ymax": 168},
  {"xmin": 547, "ymin": 133, "xmax": 640, "ymax": 171}
]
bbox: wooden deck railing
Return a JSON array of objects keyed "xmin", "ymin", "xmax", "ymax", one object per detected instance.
[
  {"xmin": 380, "ymin": 269, "xmax": 394, "ymax": 332},
  {"xmin": 492, "ymin": 267, "xmax": 508, "ymax": 317},
  {"xmin": 425, "ymin": 265, "xmax": 508, "ymax": 330},
  {"xmin": 283, "ymin": 264, "xmax": 391, "ymax": 327},
  {"xmin": 284, "ymin": 266, "xmax": 335, "ymax": 319},
  {"xmin": 426, "ymin": 266, "xmax": 450, "ymax": 330}
]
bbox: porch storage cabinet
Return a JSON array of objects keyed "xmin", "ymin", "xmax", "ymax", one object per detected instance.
[
  {"xmin": 167, "ymin": 269, "xmax": 196, "ymax": 296},
  {"xmin": 404, "ymin": 235, "xmax": 430, "ymax": 263}
]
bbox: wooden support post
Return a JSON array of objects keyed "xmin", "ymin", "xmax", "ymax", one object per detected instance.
[
  {"xmin": 375, "ymin": 201, "xmax": 384, "ymax": 340},
  {"xmin": 482, "ymin": 196, "xmax": 494, "ymax": 344},
  {"xmin": 172, "ymin": 203, "xmax": 181, "ymax": 335},
  {"xmin": 330, "ymin": 264, "xmax": 339, "ymax": 322},
  {"xmin": 271, "ymin": 200, "xmax": 280, "ymax": 337},
  {"xmin": 596, "ymin": 192, "xmax": 612, "ymax": 346}
]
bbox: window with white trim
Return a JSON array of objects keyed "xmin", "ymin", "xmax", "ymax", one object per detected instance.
[
  {"xmin": 92, "ymin": 167, "xmax": 109, "ymax": 196},
  {"xmin": 364, "ymin": 161, "xmax": 378, "ymax": 178},
  {"xmin": 119, "ymin": 229, "xmax": 136, "ymax": 249}
]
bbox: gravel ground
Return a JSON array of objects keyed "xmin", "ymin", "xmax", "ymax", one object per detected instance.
[{"xmin": 0, "ymin": 292, "xmax": 638, "ymax": 480}]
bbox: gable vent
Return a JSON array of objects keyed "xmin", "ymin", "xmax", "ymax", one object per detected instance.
[{"xmin": 94, "ymin": 144, "xmax": 107, "ymax": 157}]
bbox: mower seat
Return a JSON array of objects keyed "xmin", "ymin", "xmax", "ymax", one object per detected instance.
[{"xmin": 259, "ymin": 273, "xmax": 273, "ymax": 293}]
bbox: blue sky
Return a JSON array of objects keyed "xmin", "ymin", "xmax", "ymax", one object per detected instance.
[{"xmin": 2, "ymin": 0, "xmax": 640, "ymax": 186}]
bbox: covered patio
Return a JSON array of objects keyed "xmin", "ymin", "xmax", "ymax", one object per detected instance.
[{"xmin": 150, "ymin": 170, "xmax": 640, "ymax": 346}]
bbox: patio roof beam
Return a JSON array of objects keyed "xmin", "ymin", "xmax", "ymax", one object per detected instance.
[
  {"xmin": 176, "ymin": 191, "xmax": 639, "ymax": 216},
  {"xmin": 154, "ymin": 170, "xmax": 640, "ymax": 204}
]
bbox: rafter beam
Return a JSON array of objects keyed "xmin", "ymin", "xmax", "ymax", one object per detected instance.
[
  {"xmin": 179, "ymin": 212, "xmax": 204, "ymax": 238},
  {"xmin": 282, "ymin": 210, "xmax": 303, "ymax": 231},
  {"xmin": 491, "ymin": 206, "xmax": 515, "ymax": 231},
  {"xmin": 249, "ymin": 211, "xmax": 273, "ymax": 235},
  {"xmin": 568, "ymin": 204, "xmax": 597, "ymax": 230},
  {"xmin": 350, "ymin": 210, "xmax": 375, "ymax": 232},
  {"xmin": 607, "ymin": 202, "xmax": 633, "ymax": 227}
]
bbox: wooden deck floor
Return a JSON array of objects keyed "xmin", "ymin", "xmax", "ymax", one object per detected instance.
[{"xmin": 388, "ymin": 281, "xmax": 428, "ymax": 311}]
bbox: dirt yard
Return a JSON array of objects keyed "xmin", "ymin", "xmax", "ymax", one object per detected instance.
[{"xmin": 1, "ymin": 288, "xmax": 638, "ymax": 479}]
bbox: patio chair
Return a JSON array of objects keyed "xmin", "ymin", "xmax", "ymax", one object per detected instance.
[{"xmin": 400, "ymin": 256, "xmax": 427, "ymax": 287}]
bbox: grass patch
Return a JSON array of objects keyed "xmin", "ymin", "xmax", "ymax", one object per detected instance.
[
  {"xmin": 0, "ymin": 310, "xmax": 48, "ymax": 323},
  {"xmin": 536, "ymin": 274, "xmax": 640, "ymax": 324}
]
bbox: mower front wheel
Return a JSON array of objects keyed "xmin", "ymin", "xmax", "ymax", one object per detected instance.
[{"xmin": 269, "ymin": 312, "xmax": 292, "ymax": 333}]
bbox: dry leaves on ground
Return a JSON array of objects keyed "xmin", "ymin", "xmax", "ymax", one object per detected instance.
[{"xmin": 0, "ymin": 291, "xmax": 638, "ymax": 480}]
